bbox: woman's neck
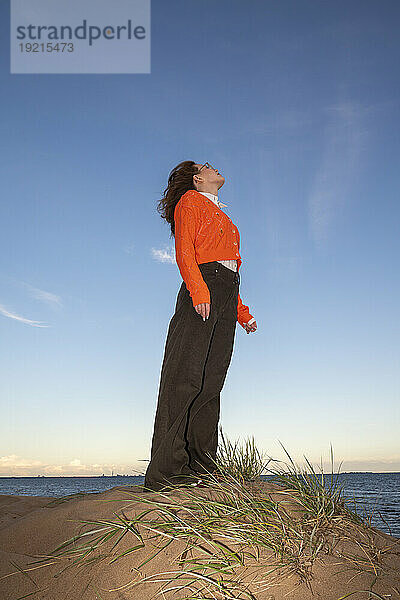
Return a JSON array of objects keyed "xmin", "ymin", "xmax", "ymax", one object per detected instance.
[{"xmin": 195, "ymin": 186, "xmax": 219, "ymax": 196}]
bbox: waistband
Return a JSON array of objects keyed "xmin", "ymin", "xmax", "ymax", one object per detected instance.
[{"xmin": 198, "ymin": 261, "xmax": 240, "ymax": 285}]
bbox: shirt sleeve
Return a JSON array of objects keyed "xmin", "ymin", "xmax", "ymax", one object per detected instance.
[
  {"xmin": 235, "ymin": 228, "xmax": 254, "ymax": 327},
  {"xmin": 174, "ymin": 202, "xmax": 211, "ymax": 307},
  {"xmin": 237, "ymin": 291, "xmax": 254, "ymax": 328}
]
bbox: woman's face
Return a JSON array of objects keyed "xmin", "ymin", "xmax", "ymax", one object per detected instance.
[{"xmin": 193, "ymin": 163, "xmax": 225, "ymax": 189}]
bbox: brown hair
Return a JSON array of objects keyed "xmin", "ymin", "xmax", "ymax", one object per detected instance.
[{"xmin": 157, "ymin": 160, "xmax": 200, "ymax": 237}]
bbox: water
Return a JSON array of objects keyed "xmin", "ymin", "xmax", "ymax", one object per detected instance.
[
  {"xmin": 0, "ymin": 473, "xmax": 399, "ymax": 538},
  {"xmin": 327, "ymin": 472, "xmax": 400, "ymax": 537}
]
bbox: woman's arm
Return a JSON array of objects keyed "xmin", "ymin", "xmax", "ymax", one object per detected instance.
[
  {"xmin": 237, "ymin": 292, "xmax": 254, "ymax": 328},
  {"xmin": 174, "ymin": 202, "xmax": 211, "ymax": 308}
]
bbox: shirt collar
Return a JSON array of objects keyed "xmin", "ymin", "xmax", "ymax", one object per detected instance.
[{"xmin": 198, "ymin": 191, "xmax": 228, "ymax": 209}]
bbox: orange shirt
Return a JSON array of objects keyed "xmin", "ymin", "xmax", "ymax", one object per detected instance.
[{"xmin": 174, "ymin": 189, "xmax": 254, "ymax": 328}]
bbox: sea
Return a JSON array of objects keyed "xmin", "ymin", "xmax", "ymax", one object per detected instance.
[{"xmin": 0, "ymin": 472, "xmax": 399, "ymax": 538}]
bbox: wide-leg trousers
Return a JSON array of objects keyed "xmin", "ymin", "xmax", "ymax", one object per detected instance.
[{"xmin": 143, "ymin": 261, "xmax": 240, "ymax": 492}]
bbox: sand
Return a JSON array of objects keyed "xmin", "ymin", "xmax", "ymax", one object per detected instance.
[{"xmin": 0, "ymin": 482, "xmax": 399, "ymax": 600}]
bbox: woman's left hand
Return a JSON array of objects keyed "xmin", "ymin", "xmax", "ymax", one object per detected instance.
[{"xmin": 244, "ymin": 320, "xmax": 257, "ymax": 334}]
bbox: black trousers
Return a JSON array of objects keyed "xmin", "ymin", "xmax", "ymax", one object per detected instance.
[{"xmin": 143, "ymin": 261, "xmax": 240, "ymax": 492}]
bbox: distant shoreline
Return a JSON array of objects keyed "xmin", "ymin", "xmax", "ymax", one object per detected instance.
[{"xmin": 1, "ymin": 471, "xmax": 400, "ymax": 477}]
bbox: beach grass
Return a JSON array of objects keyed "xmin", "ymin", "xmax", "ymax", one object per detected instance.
[{"xmin": 7, "ymin": 429, "xmax": 399, "ymax": 600}]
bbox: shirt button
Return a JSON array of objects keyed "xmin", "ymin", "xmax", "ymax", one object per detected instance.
[{"xmin": 234, "ymin": 242, "xmax": 237, "ymax": 245}]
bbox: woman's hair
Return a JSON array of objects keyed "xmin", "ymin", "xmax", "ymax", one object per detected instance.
[{"xmin": 157, "ymin": 160, "xmax": 200, "ymax": 237}]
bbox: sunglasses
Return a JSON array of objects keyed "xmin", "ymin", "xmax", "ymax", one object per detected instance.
[{"xmin": 198, "ymin": 162, "xmax": 217, "ymax": 172}]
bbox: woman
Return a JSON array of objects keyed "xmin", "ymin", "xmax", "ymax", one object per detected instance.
[{"xmin": 143, "ymin": 161, "xmax": 257, "ymax": 492}]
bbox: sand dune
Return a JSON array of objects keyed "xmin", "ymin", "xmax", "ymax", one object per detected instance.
[{"xmin": 0, "ymin": 483, "xmax": 399, "ymax": 600}]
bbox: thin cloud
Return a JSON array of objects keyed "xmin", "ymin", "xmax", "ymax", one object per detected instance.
[
  {"xmin": 151, "ymin": 246, "xmax": 176, "ymax": 263},
  {"xmin": 0, "ymin": 454, "xmax": 43, "ymax": 469},
  {"xmin": 0, "ymin": 303, "xmax": 49, "ymax": 327},
  {"xmin": 0, "ymin": 454, "xmax": 140, "ymax": 476},
  {"xmin": 20, "ymin": 281, "xmax": 62, "ymax": 308},
  {"xmin": 342, "ymin": 457, "xmax": 400, "ymax": 472},
  {"xmin": 307, "ymin": 100, "xmax": 369, "ymax": 245},
  {"xmin": 124, "ymin": 242, "xmax": 135, "ymax": 255}
]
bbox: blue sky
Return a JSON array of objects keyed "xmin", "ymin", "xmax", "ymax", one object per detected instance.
[{"xmin": 1, "ymin": 0, "xmax": 399, "ymax": 477}]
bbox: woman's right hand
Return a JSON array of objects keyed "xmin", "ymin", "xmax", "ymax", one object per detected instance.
[{"xmin": 195, "ymin": 302, "xmax": 210, "ymax": 321}]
